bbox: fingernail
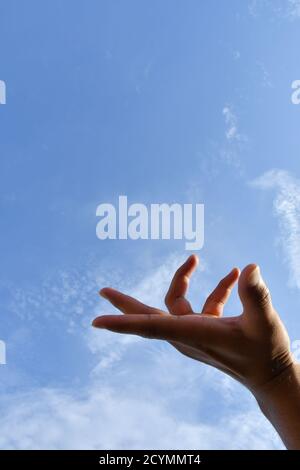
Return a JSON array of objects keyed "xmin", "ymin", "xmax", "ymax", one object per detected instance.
[
  {"xmin": 230, "ymin": 267, "xmax": 239, "ymax": 275},
  {"xmin": 92, "ymin": 318, "xmax": 105, "ymax": 328},
  {"xmin": 188, "ymin": 254, "xmax": 198, "ymax": 264},
  {"xmin": 99, "ymin": 289, "xmax": 108, "ymax": 299},
  {"xmin": 248, "ymin": 265, "xmax": 261, "ymax": 286}
]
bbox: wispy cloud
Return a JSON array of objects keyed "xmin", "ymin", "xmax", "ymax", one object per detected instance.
[
  {"xmin": 219, "ymin": 105, "xmax": 247, "ymax": 172},
  {"xmin": 0, "ymin": 384, "xmax": 282, "ymax": 450},
  {"xmin": 252, "ymin": 169, "xmax": 300, "ymax": 288},
  {"xmin": 287, "ymin": 0, "xmax": 300, "ymax": 18},
  {"xmin": 0, "ymin": 250, "xmax": 283, "ymax": 449},
  {"xmin": 257, "ymin": 61, "xmax": 273, "ymax": 88},
  {"xmin": 223, "ymin": 106, "xmax": 240, "ymax": 142},
  {"xmin": 248, "ymin": 0, "xmax": 300, "ymax": 20}
]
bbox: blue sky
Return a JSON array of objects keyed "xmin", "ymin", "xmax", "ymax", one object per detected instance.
[{"xmin": 0, "ymin": 0, "xmax": 300, "ymax": 449}]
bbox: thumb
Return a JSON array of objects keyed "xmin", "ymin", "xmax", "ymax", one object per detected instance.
[{"xmin": 238, "ymin": 264, "xmax": 273, "ymax": 319}]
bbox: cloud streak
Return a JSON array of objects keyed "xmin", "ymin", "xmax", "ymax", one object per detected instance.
[
  {"xmin": 248, "ymin": 0, "xmax": 300, "ymax": 20},
  {"xmin": 223, "ymin": 107, "xmax": 240, "ymax": 142},
  {"xmin": 252, "ymin": 169, "xmax": 300, "ymax": 288}
]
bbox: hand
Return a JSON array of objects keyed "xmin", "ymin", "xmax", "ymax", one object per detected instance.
[{"xmin": 92, "ymin": 255, "xmax": 293, "ymax": 394}]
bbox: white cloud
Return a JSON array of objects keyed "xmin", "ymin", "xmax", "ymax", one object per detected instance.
[
  {"xmin": 0, "ymin": 385, "xmax": 282, "ymax": 450},
  {"xmin": 223, "ymin": 106, "xmax": 240, "ymax": 142},
  {"xmin": 218, "ymin": 106, "xmax": 247, "ymax": 173},
  {"xmin": 287, "ymin": 0, "xmax": 300, "ymax": 18},
  {"xmin": 0, "ymin": 251, "xmax": 285, "ymax": 449},
  {"xmin": 252, "ymin": 169, "xmax": 300, "ymax": 288},
  {"xmin": 257, "ymin": 61, "xmax": 273, "ymax": 88},
  {"xmin": 248, "ymin": 0, "xmax": 300, "ymax": 20}
]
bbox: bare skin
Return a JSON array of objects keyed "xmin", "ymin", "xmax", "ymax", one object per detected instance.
[{"xmin": 92, "ymin": 255, "xmax": 300, "ymax": 449}]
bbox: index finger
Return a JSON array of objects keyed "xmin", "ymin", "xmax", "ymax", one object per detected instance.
[
  {"xmin": 92, "ymin": 311, "xmax": 214, "ymax": 344},
  {"xmin": 100, "ymin": 287, "xmax": 161, "ymax": 315},
  {"xmin": 92, "ymin": 313, "xmax": 181, "ymax": 340}
]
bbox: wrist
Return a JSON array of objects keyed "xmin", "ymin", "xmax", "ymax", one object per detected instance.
[{"xmin": 252, "ymin": 361, "xmax": 300, "ymax": 449}]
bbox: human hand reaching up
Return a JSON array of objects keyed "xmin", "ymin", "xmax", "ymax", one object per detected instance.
[
  {"xmin": 92, "ymin": 255, "xmax": 300, "ymax": 449},
  {"xmin": 93, "ymin": 255, "xmax": 291, "ymax": 390}
]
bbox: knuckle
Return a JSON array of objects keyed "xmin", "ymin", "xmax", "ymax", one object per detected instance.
[
  {"xmin": 174, "ymin": 268, "xmax": 182, "ymax": 279},
  {"xmin": 217, "ymin": 279, "xmax": 227, "ymax": 289},
  {"xmin": 217, "ymin": 280, "xmax": 231, "ymax": 295},
  {"xmin": 144, "ymin": 316, "xmax": 158, "ymax": 339},
  {"xmin": 258, "ymin": 286, "xmax": 271, "ymax": 307},
  {"xmin": 252, "ymin": 283, "xmax": 271, "ymax": 307}
]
